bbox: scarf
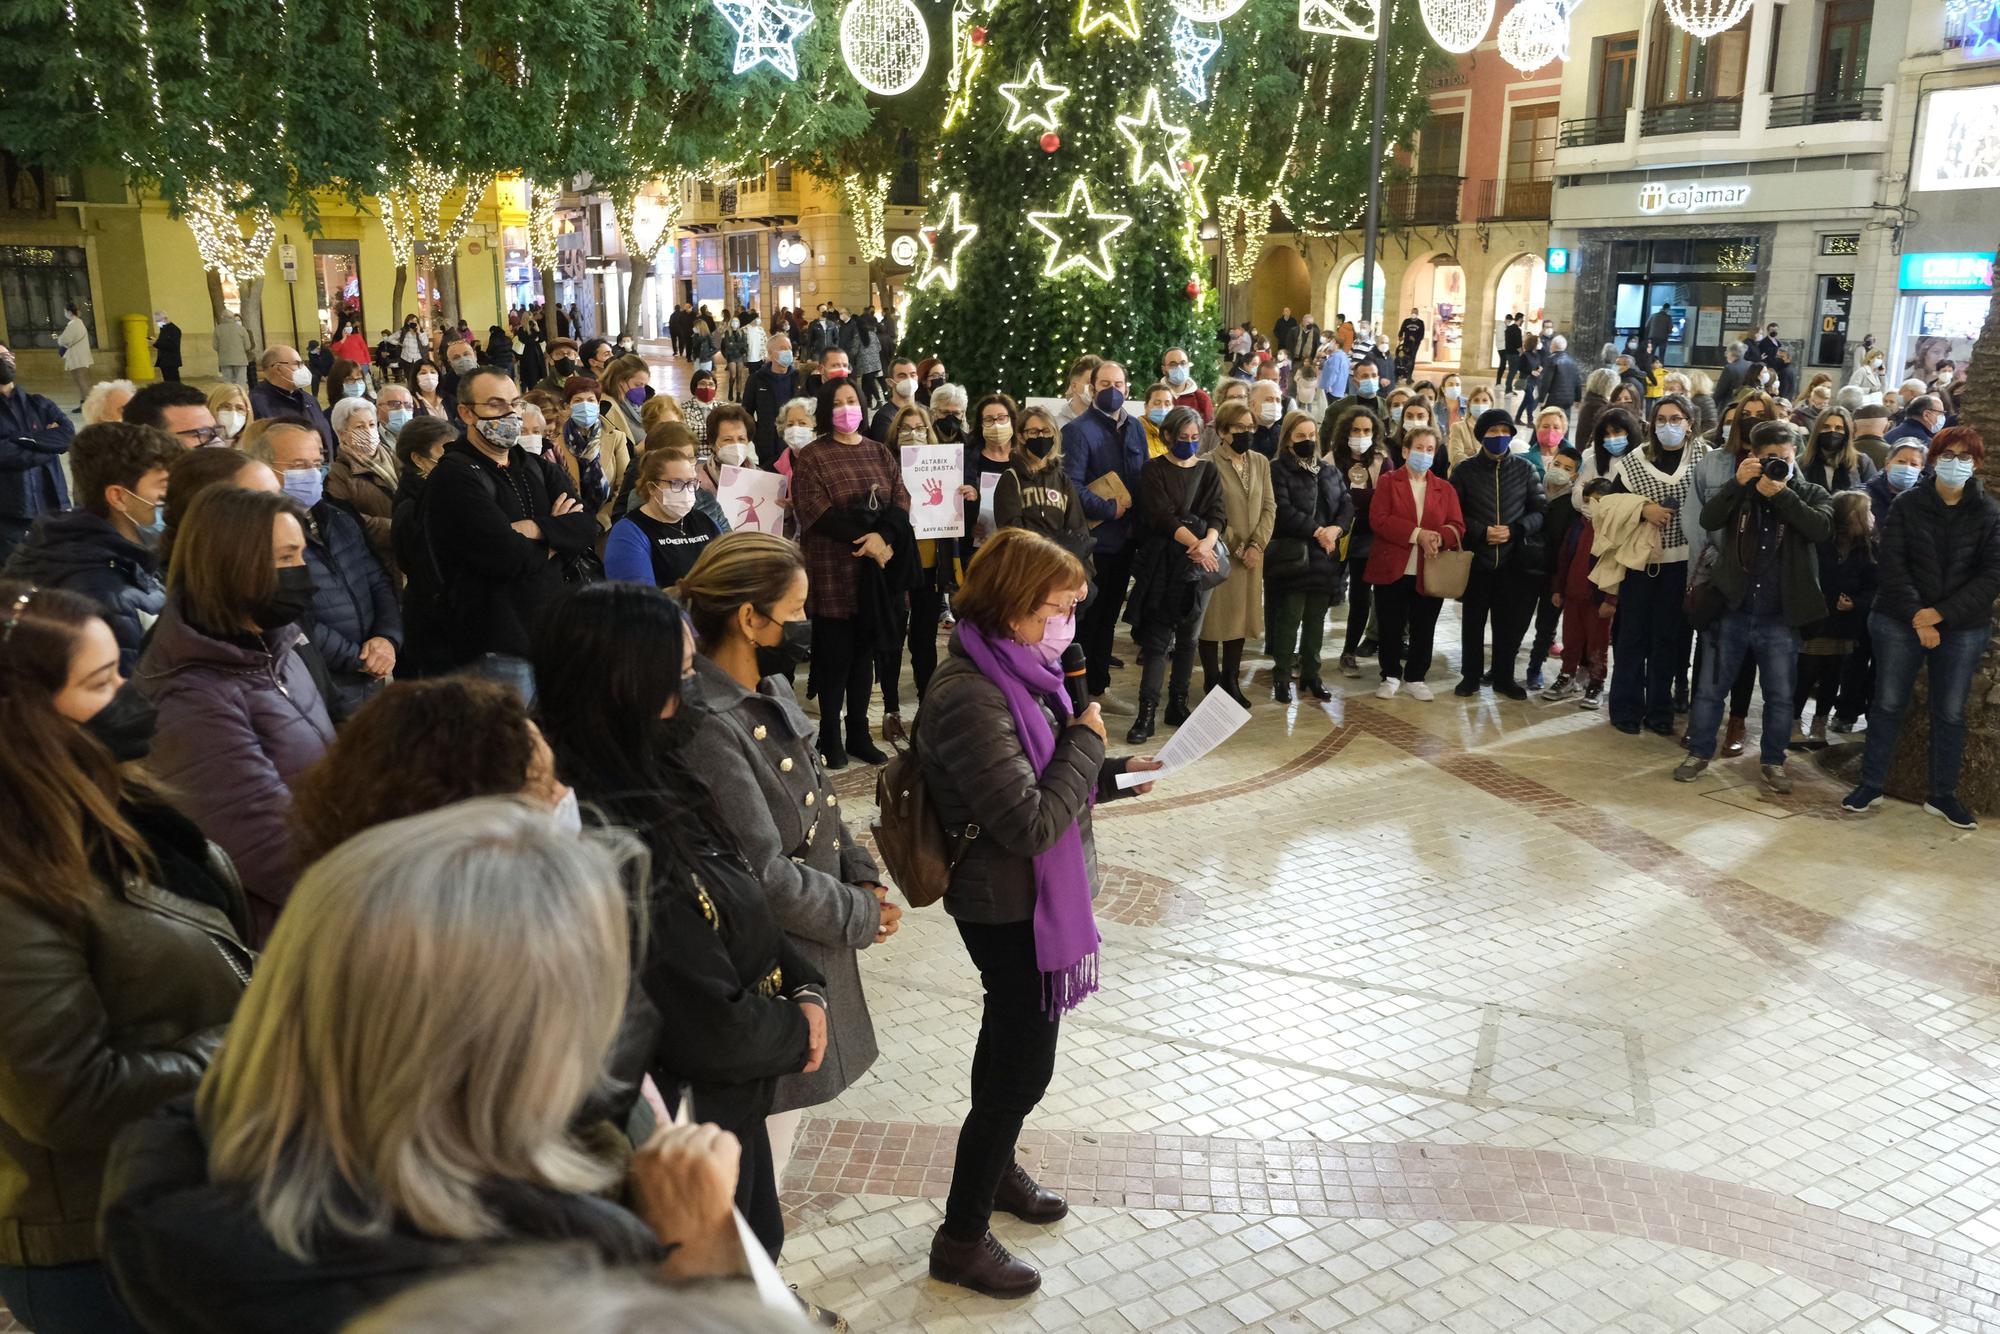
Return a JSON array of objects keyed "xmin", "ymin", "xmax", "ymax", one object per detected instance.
[{"xmin": 957, "ymin": 620, "xmax": 1100, "ymax": 1015}]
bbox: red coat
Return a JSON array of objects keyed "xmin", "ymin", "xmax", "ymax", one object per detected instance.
[{"xmin": 1363, "ymin": 467, "xmax": 1466, "ymax": 586}]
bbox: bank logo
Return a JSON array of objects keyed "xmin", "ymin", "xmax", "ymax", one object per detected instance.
[{"xmin": 1637, "ymin": 181, "xmax": 1752, "ymax": 214}]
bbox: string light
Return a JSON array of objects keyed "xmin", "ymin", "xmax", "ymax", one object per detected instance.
[
  {"xmin": 917, "ymin": 192, "xmax": 978, "ymax": 290},
  {"xmin": 1077, "ymin": 0, "xmax": 1142, "ymax": 41},
  {"xmin": 1418, "ymin": 0, "xmax": 1492, "ymax": 52},
  {"xmin": 942, "ymin": 0, "xmax": 998, "ymax": 128},
  {"xmin": 1169, "ymin": 16, "xmax": 1223, "ymax": 104},
  {"xmin": 1115, "ymin": 87, "xmax": 1194, "ymax": 191},
  {"xmin": 998, "ymin": 59, "xmax": 1072, "ymax": 133},
  {"xmin": 839, "ymin": 0, "xmax": 930, "ymax": 94},
  {"xmin": 1498, "ymin": 0, "xmax": 1568, "ymax": 72},
  {"xmin": 843, "ymin": 173, "xmax": 891, "ymax": 262},
  {"xmin": 526, "ymin": 180, "xmax": 560, "ymax": 269},
  {"xmin": 182, "ymin": 180, "xmax": 276, "ymax": 283},
  {"xmin": 712, "ymin": 0, "xmax": 815, "ymax": 79},
  {"xmin": 612, "ymin": 174, "xmax": 688, "ymax": 276},
  {"xmin": 1299, "ymin": 0, "xmax": 1378, "ymax": 39},
  {"xmin": 1026, "ymin": 178, "xmax": 1133, "ymax": 282},
  {"xmin": 1169, "ymin": 0, "xmax": 1249, "ymax": 20},
  {"xmin": 1662, "ymin": 0, "xmax": 1750, "ymax": 39}
]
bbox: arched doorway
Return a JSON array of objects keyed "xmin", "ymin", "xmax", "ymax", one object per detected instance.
[
  {"xmin": 1249, "ymin": 244, "xmax": 1311, "ymax": 337},
  {"xmin": 1402, "ymin": 254, "xmax": 1467, "ymax": 369},
  {"xmin": 1492, "ymin": 253, "xmax": 1548, "ymax": 362},
  {"xmin": 1329, "ymin": 257, "xmax": 1385, "ymax": 331}
]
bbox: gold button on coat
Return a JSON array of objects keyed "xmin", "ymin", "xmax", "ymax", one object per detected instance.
[
  {"xmin": 780, "ymin": 757, "xmax": 794, "ymax": 772},
  {"xmin": 752, "ymin": 725, "xmax": 768, "ymax": 741},
  {"xmin": 805, "ymin": 792, "xmax": 815, "ymax": 807}
]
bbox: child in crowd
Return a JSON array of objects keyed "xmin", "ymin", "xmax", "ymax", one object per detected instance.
[
  {"xmin": 1794, "ymin": 491, "xmax": 1877, "ymax": 748},
  {"xmin": 1544, "ymin": 477, "xmax": 1617, "ymax": 708}
]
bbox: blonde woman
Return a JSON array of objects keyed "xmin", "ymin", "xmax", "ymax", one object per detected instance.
[
  {"xmin": 206, "ymin": 381, "xmax": 252, "ymax": 443},
  {"xmin": 595, "ymin": 355, "xmax": 651, "ymax": 530},
  {"xmin": 100, "ymin": 800, "xmax": 754, "ymax": 1333},
  {"xmin": 1800, "ymin": 404, "xmax": 1879, "ymax": 493},
  {"xmin": 1198, "ymin": 399, "xmax": 1275, "ymax": 706}
]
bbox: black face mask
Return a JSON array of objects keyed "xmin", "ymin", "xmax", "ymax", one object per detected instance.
[
  {"xmin": 1228, "ymin": 431, "xmax": 1253, "ymax": 454},
  {"xmin": 754, "ymin": 617, "xmax": 813, "ymax": 678},
  {"xmin": 1023, "ymin": 434, "xmax": 1057, "ymax": 459},
  {"xmin": 0, "ymin": 359, "xmax": 16, "ymax": 386},
  {"xmin": 1291, "ymin": 438, "xmax": 1317, "ymax": 459},
  {"xmin": 251, "ymin": 565, "xmax": 316, "ymax": 631},
  {"xmin": 554, "ymin": 358, "xmax": 579, "ymax": 378},
  {"xmin": 933, "ymin": 415, "xmax": 963, "ymax": 439},
  {"xmin": 84, "ymin": 682, "xmax": 158, "ymax": 762}
]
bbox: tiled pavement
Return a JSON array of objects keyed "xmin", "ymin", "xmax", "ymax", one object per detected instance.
[{"xmin": 784, "ymin": 599, "xmax": 2000, "ymax": 1332}]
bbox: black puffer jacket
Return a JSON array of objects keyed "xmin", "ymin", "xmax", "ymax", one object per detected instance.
[
  {"xmin": 914, "ymin": 634, "xmax": 1132, "ymax": 926},
  {"xmin": 303, "ymin": 501, "xmax": 402, "ymax": 721},
  {"xmin": 0, "ymin": 509, "xmax": 163, "ymax": 673},
  {"xmin": 1265, "ymin": 452, "xmax": 1356, "ymax": 597},
  {"xmin": 1876, "ymin": 477, "xmax": 2000, "ymax": 633},
  {"xmin": 1452, "ymin": 451, "xmax": 1547, "ymax": 570}
]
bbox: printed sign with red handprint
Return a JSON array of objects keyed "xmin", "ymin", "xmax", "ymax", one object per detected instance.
[{"xmin": 900, "ymin": 444, "xmax": 966, "ymax": 539}]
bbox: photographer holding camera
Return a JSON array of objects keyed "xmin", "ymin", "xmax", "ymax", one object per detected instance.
[{"xmin": 1675, "ymin": 420, "xmax": 1834, "ymax": 793}]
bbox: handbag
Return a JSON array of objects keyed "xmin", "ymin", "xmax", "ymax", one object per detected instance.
[
  {"xmin": 1683, "ymin": 545, "xmax": 1726, "ymax": 629},
  {"xmin": 1419, "ymin": 549, "xmax": 1473, "ymax": 600},
  {"xmin": 1195, "ymin": 536, "xmax": 1232, "ymax": 589},
  {"xmin": 869, "ymin": 739, "xmax": 973, "ymax": 909},
  {"xmin": 1262, "ymin": 536, "xmax": 1310, "ymax": 580}
]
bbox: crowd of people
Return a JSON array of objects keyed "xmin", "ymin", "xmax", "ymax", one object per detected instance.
[{"xmin": 0, "ymin": 287, "xmax": 1992, "ymax": 1333}]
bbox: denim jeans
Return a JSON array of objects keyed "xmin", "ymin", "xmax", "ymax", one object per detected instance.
[
  {"xmin": 1685, "ymin": 608, "xmax": 1800, "ymax": 764},
  {"xmin": 465, "ymin": 652, "xmax": 537, "ymax": 706},
  {"xmin": 0, "ymin": 1262, "xmax": 145, "ymax": 1334},
  {"xmin": 1859, "ymin": 612, "xmax": 1992, "ymax": 797}
]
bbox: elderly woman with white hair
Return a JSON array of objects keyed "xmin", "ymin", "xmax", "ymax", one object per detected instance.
[
  {"xmin": 81, "ymin": 378, "xmax": 136, "ymax": 427},
  {"xmin": 100, "ymin": 799, "xmax": 758, "ymax": 1334},
  {"xmin": 326, "ymin": 395, "xmax": 399, "ymax": 574},
  {"xmin": 927, "ymin": 380, "xmax": 969, "ymax": 448}
]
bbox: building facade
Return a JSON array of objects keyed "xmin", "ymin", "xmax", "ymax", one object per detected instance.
[
  {"xmin": 1231, "ymin": 17, "xmax": 1562, "ymax": 383},
  {"xmin": 1545, "ymin": 0, "xmax": 1995, "ymax": 378}
]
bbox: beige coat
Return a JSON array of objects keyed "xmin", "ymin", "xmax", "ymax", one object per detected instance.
[
  {"xmin": 1200, "ymin": 445, "xmax": 1276, "ymax": 641},
  {"xmin": 596, "ymin": 399, "xmax": 640, "ymax": 530}
]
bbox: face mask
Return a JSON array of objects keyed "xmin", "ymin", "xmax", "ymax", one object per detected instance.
[
  {"xmin": 1166, "ymin": 365, "xmax": 1190, "ymax": 386},
  {"xmin": 1351, "ymin": 436, "xmax": 1374, "ymax": 455},
  {"xmin": 1258, "ymin": 401, "xmax": 1282, "ymax": 425},
  {"xmin": 281, "ymin": 467, "xmax": 323, "ymax": 508},
  {"xmin": 983, "ymin": 422, "xmax": 1013, "ymax": 445},
  {"xmin": 475, "ymin": 413, "xmax": 523, "ymax": 450},
  {"xmin": 252, "ymin": 565, "xmax": 316, "ymax": 630},
  {"xmin": 1818, "ymin": 432, "xmax": 1846, "ymax": 453},
  {"xmin": 1146, "ymin": 406, "xmax": 1168, "ymax": 425},
  {"xmin": 1469, "ymin": 400, "xmax": 1492, "ymax": 417},
  {"xmin": 554, "ymin": 359, "xmax": 579, "ymax": 379},
  {"xmin": 1531, "ymin": 426, "xmax": 1562, "ymax": 450},
  {"xmin": 1546, "ymin": 470, "xmax": 1575, "ymax": 497},
  {"xmin": 1291, "ymin": 438, "xmax": 1317, "ymax": 459},
  {"xmin": 755, "ymin": 617, "xmax": 813, "ymax": 676},
  {"xmin": 934, "ymin": 415, "xmax": 963, "ymax": 437},
  {"xmin": 1450, "ymin": 387, "xmax": 1465, "ymax": 401},
  {"xmin": 450, "ymin": 355, "xmax": 478, "ymax": 375},
  {"xmin": 0, "ymin": 359, "xmax": 14, "ymax": 386},
  {"xmin": 1406, "ymin": 451, "xmax": 1434, "ymax": 475},
  {"xmin": 570, "ymin": 399, "xmax": 600, "ymax": 429},
  {"xmin": 624, "ymin": 386, "xmax": 649, "ymax": 407},
  {"xmin": 1482, "ymin": 433, "xmax": 1512, "ymax": 456},
  {"xmin": 383, "ymin": 407, "xmax": 412, "ymax": 438},
  {"xmin": 1936, "ymin": 457, "xmax": 1976, "ymax": 487},
  {"xmin": 1888, "ymin": 461, "xmax": 1921, "ymax": 491},
  {"xmin": 831, "ymin": 405, "xmax": 863, "ymax": 434},
  {"xmin": 1389, "ymin": 405, "xmax": 1406, "ymax": 425},
  {"xmin": 551, "ymin": 786, "xmax": 582, "ymax": 835},
  {"xmin": 823, "ymin": 367, "xmax": 847, "ymax": 380},
  {"xmin": 777, "ymin": 350, "xmax": 794, "ymax": 368},
  {"xmin": 289, "ymin": 366, "xmax": 312, "ymax": 391},
  {"xmin": 516, "ymin": 434, "xmax": 544, "ymax": 456},
  {"xmin": 900, "ymin": 428, "xmax": 928, "ymax": 445},
  {"xmin": 895, "ymin": 376, "xmax": 918, "ymax": 400},
  {"xmin": 418, "ymin": 372, "xmax": 439, "ymax": 392},
  {"xmin": 784, "ymin": 424, "xmax": 814, "ymax": 448},
  {"xmin": 1601, "ymin": 435, "xmax": 1629, "ymax": 457},
  {"xmin": 1169, "ymin": 436, "xmax": 1200, "ymax": 460},
  {"xmin": 217, "ymin": 409, "xmax": 246, "ymax": 437},
  {"xmin": 1095, "ymin": 387, "xmax": 1125, "ymax": 416},
  {"xmin": 717, "ymin": 443, "xmax": 752, "ymax": 467},
  {"xmin": 1023, "ymin": 433, "xmax": 1056, "ymax": 459},
  {"xmin": 83, "ymin": 682, "xmax": 158, "ymax": 763},
  {"xmin": 657, "ymin": 488, "xmax": 695, "ymax": 520},
  {"xmin": 689, "ymin": 384, "xmax": 716, "ymax": 404},
  {"xmin": 1027, "ymin": 609, "xmax": 1076, "ymax": 667},
  {"xmin": 341, "ymin": 380, "xmax": 366, "ymax": 399},
  {"xmin": 1354, "ymin": 379, "xmax": 1378, "ymax": 397},
  {"xmin": 1654, "ymin": 422, "xmax": 1688, "ymax": 450},
  {"xmin": 1227, "ymin": 431, "xmax": 1254, "ymax": 454}
]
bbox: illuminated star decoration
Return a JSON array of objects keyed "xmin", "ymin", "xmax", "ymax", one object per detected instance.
[
  {"xmin": 1078, "ymin": 0, "xmax": 1142, "ymax": 39},
  {"xmin": 998, "ymin": 59, "xmax": 1072, "ymax": 133},
  {"xmin": 1169, "ymin": 15, "xmax": 1222, "ymax": 103},
  {"xmin": 1027, "ymin": 178, "xmax": 1133, "ymax": 282},
  {"xmin": 1298, "ymin": 0, "xmax": 1378, "ymax": 38},
  {"xmin": 1116, "ymin": 87, "xmax": 1194, "ymax": 191},
  {"xmin": 712, "ymin": 0, "xmax": 816, "ymax": 79},
  {"xmin": 918, "ymin": 192, "xmax": 979, "ymax": 290}
]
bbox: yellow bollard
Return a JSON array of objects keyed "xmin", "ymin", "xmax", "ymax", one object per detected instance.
[{"xmin": 121, "ymin": 313, "xmax": 157, "ymax": 381}]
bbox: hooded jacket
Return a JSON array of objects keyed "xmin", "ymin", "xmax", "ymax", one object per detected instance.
[{"xmin": 1, "ymin": 509, "xmax": 163, "ymax": 671}]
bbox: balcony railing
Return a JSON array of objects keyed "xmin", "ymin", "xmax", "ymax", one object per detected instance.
[
  {"xmin": 1640, "ymin": 99, "xmax": 1743, "ymax": 137},
  {"xmin": 1766, "ymin": 87, "xmax": 1883, "ymax": 128},
  {"xmin": 1473, "ymin": 177, "xmax": 1552, "ymax": 220},
  {"xmin": 1558, "ymin": 115, "xmax": 1627, "ymax": 149},
  {"xmin": 1385, "ymin": 174, "xmax": 1464, "ymax": 226}
]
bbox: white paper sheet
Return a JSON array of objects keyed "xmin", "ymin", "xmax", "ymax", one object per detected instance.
[
  {"xmin": 1114, "ymin": 685, "xmax": 1250, "ymax": 788},
  {"xmin": 662, "ymin": 1082, "xmax": 796, "ymax": 1310},
  {"xmin": 902, "ymin": 443, "xmax": 966, "ymax": 538},
  {"xmin": 974, "ymin": 471, "xmax": 1001, "ymax": 544},
  {"xmin": 716, "ymin": 465, "xmax": 789, "ymax": 534}
]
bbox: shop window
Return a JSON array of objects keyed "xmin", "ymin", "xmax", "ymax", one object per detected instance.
[
  {"xmin": 0, "ymin": 244, "xmax": 91, "ymax": 349},
  {"xmin": 1646, "ymin": 5, "xmax": 1748, "ymax": 106},
  {"xmin": 1610, "ymin": 236, "xmax": 1763, "ymax": 367},
  {"xmin": 1596, "ymin": 33, "xmax": 1638, "ymax": 120}
]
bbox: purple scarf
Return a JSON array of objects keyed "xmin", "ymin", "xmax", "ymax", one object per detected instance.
[{"xmin": 957, "ymin": 621, "xmax": 1100, "ymax": 1015}]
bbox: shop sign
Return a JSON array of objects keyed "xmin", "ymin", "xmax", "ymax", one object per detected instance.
[
  {"xmin": 1898, "ymin": 251, "xmax": 1993, "ymax": 292},
  {"xmin": 776, "ymin": 238, "xmax": 810, "ymax": 268},
  {"xmin": 1723, "ymin": 292, "xmax": 1757, "ymax": 327},
  {"xmin": 1636, "ymin": 180, "xmax": 1751, "ymax": 214},
  {"xmin": 889, "ymin": 234, "xmax": 921, "ymax": 266},
  {"xmin": 1545, "ymin": 246, "xmax": 1570, "ymax": 275}
]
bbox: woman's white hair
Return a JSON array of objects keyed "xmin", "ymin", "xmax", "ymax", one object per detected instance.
[
  {"xmin": 347, "ymin": 1256, "xmax": 801, "ymax": 1334},
  {"xmin": 82, "ymin": 379, "xmax": 136, "ymax": 425},
  {"xmin": 930, "ymin": 382, "xmax": 969, "ymax": 412},
  {"xmin": 198, "ymin": 798, "xmax": 643, "ymax": 1259},
  {"xmin": 779, "ymin": 395, "xmax": 816, "ymax": 424},
  {"xmin": 329, "ymin": 395, "xmax": 378, "ymax": 435}
]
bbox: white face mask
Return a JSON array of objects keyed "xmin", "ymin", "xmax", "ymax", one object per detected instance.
[
  {"xmin": 657, "ymin": 488, "xmax": 695, "ymax": 520},
  {"xmin": 783, "ymin": 424, "xmax": 813, "ymax": 449},
  {"xmin": 550, "ymin": 786, "xmax": 582, "ymax": 834},
  {"xmin": 1257, "ymin": 401, "xmax": 1282, "ymax": 424},
  {"xmin": 717, "ymin": 442, "xmax": 752, "ymax": 467},
  {"xmin": 418, "ymin": 372, "xmax": 439, "ymax": 391},
  {"xmin": 901, "ymin": 428, "xmax": 928, "ymax": 445},
  {"xmin": 516, "ymin": 434, "xmax": 543, "ymax": 456},
  {"xmin": 1351, "ymin": 437, "xmax": 1374, "ymax": 454},
  {"xmin": 895, "ymin": 376, "xmax": 918, "ymax": 400},
  {"xmin": 289, "ymin": 366, "xmax": 311, "ymax": 390},
  {"xmin": 217, "ymin": 409, "xmax": 246, "ymax": 436}
]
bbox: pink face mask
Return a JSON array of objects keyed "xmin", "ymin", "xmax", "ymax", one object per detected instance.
[
  {"xmin": 1029, "ymin": 609, "xmax": 1077, "ymax": 666},
  {"xmin": 1535, "ymin": 426, "xmax": 1564, "ymax": 451},
  {"xmin": 831, "ymin": 405, "xmax": 863, "ymax": 433}
]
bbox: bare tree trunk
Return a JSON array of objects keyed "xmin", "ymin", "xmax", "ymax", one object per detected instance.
[
  {"xmin": 1882, "ymin": 282, "xmax": 2000, "ymax": 813},
  {"xmin": 391, "ymin": 265, "xmax": 408, "ymax": 328},
  {"xmin": 205, "ymin": 271, "xmax": 229, "ymax": 324},
  {"xmin": 541, "ymin": 266, "xmax": 559, "ymax": 342},
  {"xmin": 622, "ymin": 258, "xmax": 649, "ymax": 341},
  {"xmin": 239, "ymin": 278, "xmax": 266, "ymax": 355},
  {"xmin": 436, "ymin": 263, "xmax": 462, "ymax": 328}
]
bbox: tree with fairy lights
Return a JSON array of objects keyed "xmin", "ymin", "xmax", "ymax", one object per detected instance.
[{"xmin": 900, "ymin": 0, "xmax": 1436, "ymax": 395}]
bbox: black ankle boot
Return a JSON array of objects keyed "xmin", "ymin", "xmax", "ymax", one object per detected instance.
[
  {"xmin": 1164, "ymin": 692, "xmax": 1190, "ymax": 726},
  {"xmin": 1126, "ymin": 696, "xmax": 1158, "ymax": 744}
]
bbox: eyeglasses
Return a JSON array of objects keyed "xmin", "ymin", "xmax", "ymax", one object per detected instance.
[
  {"xmin": 176, "ymin": 426, "xmax": 223, "ymax": 446},
  {"xmin": 475, "ymin": 398, "xmax": 527, "ymax": 415},
  {"xmin": 1036, "ymin": 596, "xmax": 1082, "ymax": 616},
  {"xmin": 1022, "ymin": 430, "xmax": 1055, "ymax": 441},
  {"xmin": 1936, "ymin": 449, "xmax": 1975, "ymax": 462},
  {"xmin": 658, "ymin": 478, "xmax": 698, "ymax": 493},
  {"xmin": 268, "ymin": 358, "xmax": 301, "ymax": 371}
]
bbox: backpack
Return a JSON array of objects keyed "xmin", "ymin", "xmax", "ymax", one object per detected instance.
[{"xmin": 870, "ymin": 737, "xmax": 975, "ymax": 909}]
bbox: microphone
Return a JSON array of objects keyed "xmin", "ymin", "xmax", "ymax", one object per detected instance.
[{"xmin": 1060, "ymin": 643, "xmax": 1089, "ymax": 716}]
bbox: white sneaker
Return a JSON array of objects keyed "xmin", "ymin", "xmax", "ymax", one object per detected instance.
[
  {"xmin": 1403, "ymin": 680, "xmax": 1434, "ymax": 701},
  {"xmin": 1093, "ymin": 692, "xmax": 1137, "ymax": 717},
  {"xmin": 1375, "ymin": 678, "xmax": 1401, "ymax": 699}
]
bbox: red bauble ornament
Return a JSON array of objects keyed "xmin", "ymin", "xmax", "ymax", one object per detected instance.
[
  {"xmin": 1039, "ymin": 132, "xmax": 1060, "ymax": 153},
  {"xmin": 1185, "ymin": 281, "xmax": 1201, "ymax": 298},
  {"xmin": 970, "ymin": 25, "xmax": 987, "ymax": 43}
]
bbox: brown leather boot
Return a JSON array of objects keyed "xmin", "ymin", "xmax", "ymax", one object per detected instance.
[
  {"xmin": 993, "ymin": 1161, "xmax": 1069, "ymax": 1223},
  {"xmin": 929, "ymin": 1228, "xmax": 1042, "ymax": 1297},
  {"xmin": 1723, "ymin": 717, "xmax": 1747, "ymax": 757}
]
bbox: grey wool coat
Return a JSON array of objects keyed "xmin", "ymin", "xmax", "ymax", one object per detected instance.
[{"xmin": 683, "ymin": 655, "xmax": 882, "ymax": 1114}]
